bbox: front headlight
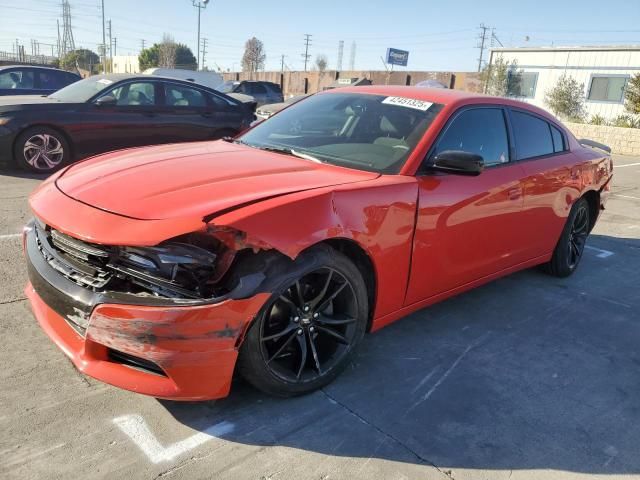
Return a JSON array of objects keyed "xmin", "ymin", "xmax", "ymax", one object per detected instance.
[
  {"xmin": 112, "ymin": 240, "xmax": 220, "ymax": 299},
  {"xmin": 0, "ymin": 116, "xmax": 12, "ymax": 126}
]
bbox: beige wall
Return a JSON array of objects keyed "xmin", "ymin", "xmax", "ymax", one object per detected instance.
[
  {"xmin": 565, "ymin": 122, "xmax": 640, "ymax": 155},
  {"xmin": 222, "ymin": 70, "xmax": 481, "ymax": 96}
]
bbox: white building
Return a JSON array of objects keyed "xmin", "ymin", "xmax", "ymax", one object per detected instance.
[
  {"xmin": 488, "ymin": 46, "xmax": 640, "ymax": 120},
  {"xmin": 111, "ymin": 55, "xmax": 140, "ymax": 74}
]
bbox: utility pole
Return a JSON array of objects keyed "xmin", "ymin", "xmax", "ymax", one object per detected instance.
[
  {"xmin": 107, "ymin": 19, "xmax": 112, "ymax": 73},
  {"xmin": 302, "ymin": 34, "xmax": 312, "ymax": 71},
  {"xmin": 101, "ymin": 0, "xmax": 106, "ymax": 73},
  {"xmin": 113, "ymin": 37, "xmax": 117, "ymax": 56},
  {"xmin": 140, "ymin": 39, "xmax": 146, "ymax": 52},
  {"xmin": 336, "ymin": 40, "xmax": 344, "ymax": 71},
  {"xmin": 57, "ymin": 19, "xmax": 61, "ymax": 59},
  {"xmin": 200, "ymin": 37, "xmax": 208, "ymax": 70},
  {"xmin": 60, "ymin": 0, "xmax": 76, "ymax": 59},
  {"xmin": 477, "ymin": 23, "xmax": 490, "ymax": 72},
  {"xmin": 191, "ymin": 0, "xmax": 210, "ymax": 71},
  {"xmin": 349, "ymin": 41, "xmax": 356, "ymax": 70}
]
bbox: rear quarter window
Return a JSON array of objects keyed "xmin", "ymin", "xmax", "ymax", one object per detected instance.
[{"xmin": 511, "ymin": 110, "xmax": 554, "ymax": 160}]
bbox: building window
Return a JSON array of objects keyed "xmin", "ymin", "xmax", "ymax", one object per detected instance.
[
  {"xmin": 588, "ymin": 75, "xmax": 629, "ymax": 102},
  {"xmin": 507, "ymin": 71, "xmax": 538, "ymax": 98}
]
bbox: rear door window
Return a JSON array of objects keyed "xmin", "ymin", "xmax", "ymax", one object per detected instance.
[
  {"xmin": 433, "ymin": 108, "xmax": 510, "ymax": 166},
  {"xmin": 164, "ymin": 83, "xmax": 207, "ymax": 107},
  {"xmin": 510, "ymin": 111, "xmax": 555, "ymax": 160}
]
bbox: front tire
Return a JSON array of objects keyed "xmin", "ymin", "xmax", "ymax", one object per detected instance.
[
  {"xmin": 238, "ymin": 246, "xmax": 368, "ymax": 397},
  {"xmin": 543, "ymin": 197, "xmax": 590, "ymax": 277},
  {"xmin": 14, "ymin": 127, "xmax": 70, "ymax": 173}
]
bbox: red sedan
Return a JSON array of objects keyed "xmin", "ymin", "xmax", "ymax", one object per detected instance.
[{"xmin": 24, "ymin": 86, "xmax": 612, "ymax": 400}]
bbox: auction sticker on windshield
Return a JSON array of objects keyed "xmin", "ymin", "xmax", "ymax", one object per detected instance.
[{"xmin": 382, "ymin": 96, "xmax": 434, "ymax": 111}]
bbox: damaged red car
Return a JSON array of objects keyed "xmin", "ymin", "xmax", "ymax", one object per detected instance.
[{"xmin": 24, "ymin": 86, "xmax": 612, "ymax": 400}]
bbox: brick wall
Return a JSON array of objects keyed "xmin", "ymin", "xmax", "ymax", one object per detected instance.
[{"xmin": 565, "ymin": 122, "xmax": 640, "ymax": 156}]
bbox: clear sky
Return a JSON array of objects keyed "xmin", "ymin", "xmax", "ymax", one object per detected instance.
[{"xmin": 1, "ymin": 0, "xmax": 639, "ymax": 72}]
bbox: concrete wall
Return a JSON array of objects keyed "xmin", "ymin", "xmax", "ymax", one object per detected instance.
[
  {"xmin": 112, "ymin": 55, "xmax": 140, "ymax": 74},
  {"xmin": 222, "ymin": 70, "xmax": 482, "ymax": 96},
  {"xmin": 565, "ymin": 122, "xmax": 640, "ymax": 156},
  {"xmin": 490, "ymin": 47, "xmax": 640, "ymax": 120}
]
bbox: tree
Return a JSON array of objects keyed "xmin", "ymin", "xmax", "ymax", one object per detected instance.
[
  {"xmin": 480, "ymin": 55, "xmax": 521, "ymax": 97},
  {"xmin": 315, "ymin": 54, "xmax": 328, "ymax": 73},
  {"xmin": 241, "ymin": 37, "xmax": 266, "ymax": 75},
  {"xmin": 624, "ymin": 73, "xmax": 640, "ymax": 115},
  {"xmin": 138, "ymin": 35, "xmax": 197, "ymax": 71},
  {"xmin": 544, "ymin": 74, "xmax": 586, "ymax": 121},
  {"xmin": 158, "ymin": 34, "xmax": 177, "ymax": 68},
  {"xmin": 59, "ymin": 48, "xmax": 100, "ymax": 73}
]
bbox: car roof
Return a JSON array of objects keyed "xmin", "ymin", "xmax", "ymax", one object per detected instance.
[
  {"xmin": 92, "ymin": 73, "xmax": 216, "ymax": 87},
  {"xmin": 0, "ymin": 65, "xmax": 79, "ymax": 74},
  {"xmin": 325, "ymin": 85, "xmax": 559, "ymax": 122}
]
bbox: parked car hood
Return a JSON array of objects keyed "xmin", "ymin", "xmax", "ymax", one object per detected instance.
[
  {"xmin": 55, "ymin": 141, "xmax": 379, "ymax": 221},
  {"xmin": 0, "ymin": 95, "xmax": 77, "ymax": 113}
]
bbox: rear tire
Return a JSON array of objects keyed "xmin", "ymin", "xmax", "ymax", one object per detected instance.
[
  {"xmin": 542, "ymin": 197, "xmax": 590, "ymax": 277},
  {"xmin": 14, "ymin": 126, "xmax": 71, "ymax": 173},
  {"xmin": 238, "ymin": 245, "xmax": 368, "ymax": 397}
]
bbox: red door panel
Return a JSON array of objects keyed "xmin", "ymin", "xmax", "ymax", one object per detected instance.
[
  {"xmin": 519, "ymin": 153, "xmax": 583, "ymax": 258},
  {"xmin": 405, "ymin": 164, "xmax": 527, "ymax": 305}
]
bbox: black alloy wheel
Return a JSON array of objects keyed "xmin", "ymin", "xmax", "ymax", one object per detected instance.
[
  {"xmin": 239, "ymin": 247, "xmax": 368, "ymax": 396},
  {"xmin": 543, "ymin": 197, "xmax": 591, "ymax": 277},
  {"xmin": 567, "ymin": 202, "xmax": 589, "ymax": 269}
]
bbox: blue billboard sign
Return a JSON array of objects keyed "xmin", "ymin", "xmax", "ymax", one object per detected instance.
[{"xmin": 386, "ymin": 48, "xmax": 409, "ymax": 67}]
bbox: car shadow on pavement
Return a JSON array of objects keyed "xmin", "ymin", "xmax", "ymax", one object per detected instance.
[
  {"xmin": 0, "ymin": 166, "xmax": 51, "ymax": 180},
  {"xmin": 160, "ymin": 234, "xmax": 640, "ymax": 475}
]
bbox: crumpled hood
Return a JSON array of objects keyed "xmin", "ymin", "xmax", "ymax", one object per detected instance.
[{"xmin": 56, "ymin": 141, "xmax": 379, "ymax": 220}]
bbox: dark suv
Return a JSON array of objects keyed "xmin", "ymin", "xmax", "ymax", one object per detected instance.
[
  {"xmin": 0, "ymin": 66, "xmax": 81, "ymax": 96},
  {"xmin": 217, "ymin": 80, "xmax": 283, "ymax": 106}
]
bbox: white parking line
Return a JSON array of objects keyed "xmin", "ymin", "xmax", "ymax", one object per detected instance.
[
  {"xmin": 113, "ymin": 414, "xmax": 234, "ymax": 464},
  {"xmin": 614, "ymin": 162, "xmax": 640, "ymax": 168},
  {"xmin": 613, "ymin": 194, "xmax": 640, "ymax": 201},
  {"xmin": 0, "ymin": 233, "xmax": 21, "ymax": 240},
  {"xmin": 585, "ymin": 245, "xmax": 615, "ymax": 258}
]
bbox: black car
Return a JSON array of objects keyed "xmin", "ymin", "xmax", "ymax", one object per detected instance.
[
  {"xmin": 0, "ymin": 65, "xmax": 81, "ymax": 96},
  {"xmin": 0, "ymin": 74, "xmax": 254, "ymax": 172},
  {"xmin": 217, "ymin": 80, "xmax": 284, "ymax": 107}
]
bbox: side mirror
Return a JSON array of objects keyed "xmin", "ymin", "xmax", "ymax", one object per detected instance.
[
  {"xmin": 430, "ymin": 150, "xmax": 484, "ymax": 176},
  {"xmin": 95, "ymin": 95, "xmax": 117, "ymax": 106}
]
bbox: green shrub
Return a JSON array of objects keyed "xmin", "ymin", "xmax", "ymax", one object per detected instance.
[
  {"xmin": 590, "ymin": 114, "xmax": 608, "ymax": 126},
  {"xmin": 612, "ymin": 115, "xmax": 640, "ymax": 129}
]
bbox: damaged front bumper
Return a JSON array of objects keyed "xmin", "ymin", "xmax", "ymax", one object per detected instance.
[{"xmin": 24, "ymin": 224, "xmax": 269, "ymax": 400}]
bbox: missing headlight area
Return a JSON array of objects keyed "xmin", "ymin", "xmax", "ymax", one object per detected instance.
[{"xmin": 33, "ymin": 222, "xmax": 259, "ymax": 301}]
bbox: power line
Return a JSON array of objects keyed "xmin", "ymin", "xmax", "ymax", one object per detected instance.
[{"xmin": 302, "ymin": 33, "xmax": 312, "ymax": 71}]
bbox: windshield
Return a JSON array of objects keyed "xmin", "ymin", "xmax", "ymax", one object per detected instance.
[
  {"xmin": 237, "ymin": 93, "xmax": 443, "ymax": 174},
  {"xmin": 216, "ymin": 80, "xmax": 237, "ymax": 94},
  {"xmin": 49, "ymin": 76, "xmax": 116, "ymax": 102}
]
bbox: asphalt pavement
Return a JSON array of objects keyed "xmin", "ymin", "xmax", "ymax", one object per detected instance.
[{"xmin": 1, "ymin": 155, "xmax": 639, "ymax": 480}]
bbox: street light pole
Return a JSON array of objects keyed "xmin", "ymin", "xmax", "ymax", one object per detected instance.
[{"xmin": 191, "ymin": 0, "xmax": 210, "ymax": 70}]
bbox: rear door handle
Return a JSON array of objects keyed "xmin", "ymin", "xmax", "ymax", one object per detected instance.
[{"xmin": 508, "ymin": 187, "xmax": 522, "ymax": 200}]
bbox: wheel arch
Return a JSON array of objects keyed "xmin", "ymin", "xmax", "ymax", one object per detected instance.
[
  {"xmin": 316, "ymin": 237, "xmax": 377, "ymax": 332},
  {"xmin": 581, "ymin": 189, "xmax": 600, "ymax": 232}
]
